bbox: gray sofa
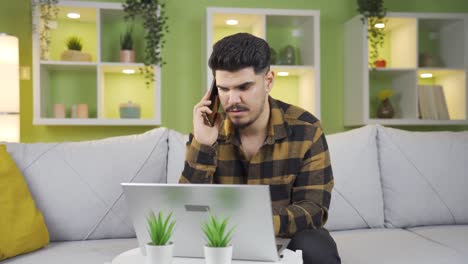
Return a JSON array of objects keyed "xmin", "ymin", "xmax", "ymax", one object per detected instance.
[{"xmin": 2, "ymin": 125, "xmax": 467, "ymax": 264}]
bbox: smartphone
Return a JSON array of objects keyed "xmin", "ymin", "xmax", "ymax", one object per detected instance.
[{"xmin": 203, "ymin": 80, "xmax": 220, "ymax": 127}]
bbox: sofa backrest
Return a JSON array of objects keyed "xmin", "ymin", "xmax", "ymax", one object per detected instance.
[
  {"xmin": 167, "ymin": 126, "xmax": 386, "ymax": 232},
  {"xmin": 325, "ymin": 125, "xmax": 385, "ymax": 231},
  {"xmin": 3, "ymin": 127, "xmax": 169, "ymax": 242},
  {"xmin": 167, "ymin": 130, "xmax": 189, "ymax": 184},
  {"xmin": 377, "ymin": 125, "xmax": 468, "ymax": 228}
]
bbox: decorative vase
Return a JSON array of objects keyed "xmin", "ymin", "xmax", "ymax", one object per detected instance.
[
  {"xmin": 204, "ymin": 245, "xmax": 233, "ymax": 264},
  {"xmin": 120, "ymin": 50, "xmax": 135, "ymax": 63},
  {"xmin": 119, "ymin": 101, "xmax": 141, "ymax": 119},
  {"xmin": 377, "ymin": 98, "xmax": 394, "ymax": 118},
  {"xmin": 145, "ymin": 243, "xmax": 174, "ymax": 264},
  {"xmin": 279, "ymin": 45, "xmax": 296, "ymax": 65}
]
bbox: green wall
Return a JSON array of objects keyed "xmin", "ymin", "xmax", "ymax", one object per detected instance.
[{"xmin": 1, "ymin": 0, "xmax": 468, "ymax": 143}]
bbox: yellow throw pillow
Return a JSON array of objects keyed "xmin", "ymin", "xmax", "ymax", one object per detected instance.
[{"xmin": 0, "ymin": 144, "xmax": 49, "ymax": 260}]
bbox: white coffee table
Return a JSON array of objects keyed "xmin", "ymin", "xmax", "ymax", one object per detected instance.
[{"xmin": 111, "ymin": 248, "xmax": 303, "ymax": 264}]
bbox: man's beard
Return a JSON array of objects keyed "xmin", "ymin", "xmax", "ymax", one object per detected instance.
[{"xmin": 228, "ymin": 99, "xmax": 266, "ymax": 130}]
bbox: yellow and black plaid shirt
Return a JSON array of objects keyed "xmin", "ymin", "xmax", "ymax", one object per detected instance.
[{"xmin": 179, "ymin": 96, "xmax": 334, "ymax": 238}]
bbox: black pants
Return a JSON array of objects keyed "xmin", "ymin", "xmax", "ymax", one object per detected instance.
[{"xmin": 287, "ymin": 228, "xmax": 341, "ymax": 264}]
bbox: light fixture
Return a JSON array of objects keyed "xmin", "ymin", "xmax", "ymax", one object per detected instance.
[
  {"xmin": 122, "ymin": 69, "xmax": 135, "ymax": 74},
  {"xmin": 226, "ymin": 19, "xmax": 238, "ymax": 26},
  {"xmin": 420, "ymin": 73, "xmax": 433, "ymax": 78},
  {"xmin": 277, "ymin": 71, "xmax": 289, "ymax": 77},
  {"xmin": 0, "ymin": 33, "xmax": 20, "ymax": 142},
  {"xmin": 67, "ymin": 12, "xmax": 81, "ymax": 19},
  {"xmin": 374, "ymin": 23, "xmax": 385, "ymax": 29}
]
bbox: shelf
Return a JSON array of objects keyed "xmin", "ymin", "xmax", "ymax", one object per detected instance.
[
  {"xmin": 365, "ymin": 118, "xmax": 468, "ymax": 126},
  {"xmin": 100, "ymin": 9, "xmax": 146, "ymax": 63},
  {"xmin": 369, "ymin": 69, "xmax": 418, "ymax": 119},
  {"xmin": 99, "ymin": 64, "xmax": 159, "ymax": 122},
  {"xmin": 33, "ymin": 1, "xmax": 161, "ymax": 126},
  {"xmin": 344, "ymin": 12, "xmax": 468, "ymax": 126},
  {"xmin": 207, "ymin": 8, "xmax": 320, "ymax": 117},
  {"xmin": 39, "ymin": 64, "xmax": 97, "ymax": 119},
  {"xmin": 417, "ymin": 69, "xmax": 466, "ymax": 120},
  {"xmin": 40, "ymin": 60, "xmax": 97, "ymax": 71},
  {"xmin": 212, "ymin": 13, "xmax": 264, "ymax": 44},
  {"xmin": 270, "ymin": 65, "xmax": 315, "ymax": 113},
  {"xmin": 418, "ymin": 18, "xmax": 465, "ymax": 68},
  {"xmin": 34, "ymin": 118, "xmax": 160, "ymax": 126},
  {"xmin": 368, "ymin": 17, "xmax": 417, "ymax": 68},
  {"xmin": 266, "ymin": 15, "xmax": 315, "ymax": 66},
  {"xmin": 47, "ymin": 6, "xmax": 98, "ymax": 62}
]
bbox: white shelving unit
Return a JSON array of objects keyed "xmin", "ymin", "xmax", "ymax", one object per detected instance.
[
  {"xmin": 344, "ymin": 12, "xmax": 468, "ymax": 126},
  {"xmin": 32, "ymin": 1, "xmax": 161, "ymax": 126},
  {"xmin": 206, "ymin": 7, "xmax": 321, "ymax": 118}
]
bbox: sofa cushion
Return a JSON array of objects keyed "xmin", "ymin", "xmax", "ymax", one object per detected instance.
[
  {"xmin": 330, "ymin": 228, "xmax": 465, "ymax": 264},
  {"xmin": 377, "ymin": 125, "xmax": 468, "ymax": 227},
  {"xmin": 167, "ymin": 129, "xmax": 189, "ymax": 184},
  {"xmin": 4, "ymin": 128, "xmax": 168, "ymax": 241},
  {"xmin": 1, "ymin": 238, "xmax": 137, "ymax": 264},
  {"xmin": 0, "ymin": 145, "xmax": 49, "ymax": 260},
  {"xmin": 407, "ymin": 225, "xmax": 468, "ymax": 258},
  {"xmin": 324, "ymin": 125, "xmax": 384, "ymax": 231}
]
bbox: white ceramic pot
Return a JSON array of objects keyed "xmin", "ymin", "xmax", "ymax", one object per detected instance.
[
  {"xmin": 145, "ymin": 242, "xmax": 174, "ymax": 264},
  {"xmin": 204, "ymin": 245, "xmax": 233, "ymax": 264}
]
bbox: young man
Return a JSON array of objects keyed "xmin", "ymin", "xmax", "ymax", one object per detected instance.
[{"xmin": 179, "ymin": 33, "xmax": 340, "ymax": 264}]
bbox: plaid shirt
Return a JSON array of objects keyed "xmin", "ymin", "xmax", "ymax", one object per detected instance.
[{"xmin": 179, "ymin": 96, "xmax": 334, "ymax": 238}]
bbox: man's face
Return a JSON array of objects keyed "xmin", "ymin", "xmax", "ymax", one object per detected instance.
[{"xmin": 215, "ymin": 67, "xmax": 274, "ymax": 129}]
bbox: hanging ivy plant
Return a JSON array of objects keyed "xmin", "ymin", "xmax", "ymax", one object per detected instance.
[
  {"xmin": 357, "ymin": 0, "xmax": 387, "ymax": 68},
  {"xmin": 32, "ymin": 0, "xmax": 59, "ymax": 60},
  {"xmin": 123, "ymin": 0, "xmax": 169, "ymax": 87}
]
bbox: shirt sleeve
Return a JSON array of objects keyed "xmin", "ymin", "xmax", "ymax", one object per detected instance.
[
  {"xmin": 178, "ymin": 133, "xmax": 217, "ymax": 184},
  {"xmin": 272, "ymin": 122, "xmax": 334, "ymax": 237}
]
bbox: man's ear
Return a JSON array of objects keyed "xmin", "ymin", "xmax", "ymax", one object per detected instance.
[{"xmin": 265, "ymin": 70, "xmax": 274, "ymax": 93}]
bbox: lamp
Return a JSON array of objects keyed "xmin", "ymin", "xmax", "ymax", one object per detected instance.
[{"xmin": 0, "ymin": 33, "xmax": 20, "ymax": 142}]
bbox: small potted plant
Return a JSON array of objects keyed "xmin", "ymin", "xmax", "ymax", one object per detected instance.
[
  {"xmin": 120, "ymin": 27, "xmax": 134, "ymax": 63},
  {"xmin": 61, "ymin": 35, "xmax": 92, "ymax": 62},
  {"xmin": 146, "ymin": 210, "xmax": 176, "ymax": 264},
  {"xmin": 202, "ymin": 214, "xmax": 235, "ymax": 264},
  {"xmin": 377, "ymin": 88, "xmax": 395, "ymax": 118}
]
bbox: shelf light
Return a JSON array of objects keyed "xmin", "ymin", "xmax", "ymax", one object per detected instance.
[
  {"xmin": 374, "ymin": 23, "xmax": 385, "ymax": 29},
  {"xmin": 226, "ymin": 19, "xmax": 238, "ymax": 26},
  {"xmin": 420, "ymin": 73, "xmax": 433, "ymax": 78},
  {"xmin": 277, "ymin": 71, "xmax": 289, "ymax": 77},
  {"xmin": 67, "ymin": 12, "xmax": 81, "ymax": 19},
  {"xmin": 122, "ymin": 69, "xmax": 135, "ymax": 74}
]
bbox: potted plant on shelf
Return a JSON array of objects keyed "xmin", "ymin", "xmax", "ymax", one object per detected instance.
[
  {"xmin": 357, "ymin": 0, "xmax": 387, "ymax": 68},
  {"xmin": 202, "ymin": 214, "xmax": 235, "ymax": 264},
  {"xmin": 61, "ymin": 36, "xmax": 92, "ymax": 62},
  {"xmin": 120, "ymin": 27, "xmax": 134, "ymax": 63},
  {"xmin": 146, "ymin": 210, "xmax": 176, "ymax": 264},
  {"xmin": 123, "ymin": 0, "xmax": 169, "ymax": 87},
  {"xmin": 377, "ymin": 88, "xmax": 395, "ymax": 118}
]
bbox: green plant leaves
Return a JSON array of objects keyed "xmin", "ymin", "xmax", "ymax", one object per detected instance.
[
  {"xmin": 65, "ymin": 36, "xmax": 83, "ymax": 51},
  {"xmin": 202, "ymin": 214, "xmax": 235, "ymax": 248},
  {"xmin": 123, "ymin": 0, "xmax": 169, "ymax": 87},
  {"xmin": 146, "ymin": 210, "xmax": 176, "ymax": 245}
]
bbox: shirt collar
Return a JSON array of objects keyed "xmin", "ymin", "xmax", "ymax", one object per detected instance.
[{"xmin": 219, "ymin": 96, "xmax": 291, "ymax": 146}]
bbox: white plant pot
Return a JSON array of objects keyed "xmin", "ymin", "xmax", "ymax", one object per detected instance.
[
  {"xmin": 145, "ymin": 242, "xmax": 174, "ymax": 264},
  {"xmin": 204, "ymin": 245, "xmax": 233, "ymax": 264}
]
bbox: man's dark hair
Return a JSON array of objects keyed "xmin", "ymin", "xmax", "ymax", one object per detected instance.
[{"xmin": 208, "ymin": 33, "xmax": 271, "ymax": 75}]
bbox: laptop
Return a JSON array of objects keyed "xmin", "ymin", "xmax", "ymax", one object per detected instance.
[{"xmin": 122, "ymin": 183, "xmax": 288, "ymax": 262}]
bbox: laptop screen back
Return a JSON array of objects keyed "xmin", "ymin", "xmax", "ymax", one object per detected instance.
[{"xmin": 122, "ymin": 183, "xmax": 279, "ymax": 262}]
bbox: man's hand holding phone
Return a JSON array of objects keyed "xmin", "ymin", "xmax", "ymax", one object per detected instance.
[{"xmin": 193, "ymin": 81, "xmax": 221, "ymax": 146}]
